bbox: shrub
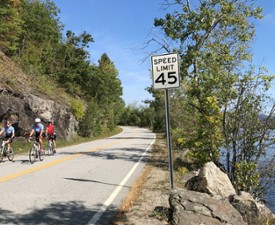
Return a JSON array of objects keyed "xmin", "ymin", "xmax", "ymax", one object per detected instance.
[{"xmin": 70, "ymin": 98, "xmax": 85, "ymax": 121}]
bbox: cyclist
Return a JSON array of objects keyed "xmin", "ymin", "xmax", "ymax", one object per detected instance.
[
  {"xmin": 29, "ymin": 118, "xmax": 44, "ymax": 151},
  {"xmin": 46, "ymin": 120, "xmax": 56, "ymax": 153},
  {"xmin": 0, "ymin": 120, "xmax": 15, "ymax": 152}
]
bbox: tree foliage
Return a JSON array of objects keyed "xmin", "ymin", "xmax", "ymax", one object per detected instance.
[
  {"xmin": 0, "ymin": 0, "xmax": 124, "ymax": 137},
  {"xmin": 0, "ymin": 0, "xmax": 22, "ymax": 55},
  {"xmin": 149, "ymin": 0, "xmax": 275, "ymax": 198},
  {"xmin": 14, "ymin": 0, "xmax": 62, "ymax": 74},
  {"xmin": 153, "ymin": 0, "xmax": 263, "ymax": 163},
  {"xmin": 222, "ymin": 68, "xmax": 275, "ymax": 198},
  {"xmin": 119, "ymin": 103, "xmax": 154, "ymax": 128},
  {"xmin": 55, "ymin": 30, "xmax": 94, "ymax": 96}
]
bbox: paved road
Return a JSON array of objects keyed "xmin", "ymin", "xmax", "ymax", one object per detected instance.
[{"xmin": 0, "ymin": 126, "xmax": 155, "ymax": 225}]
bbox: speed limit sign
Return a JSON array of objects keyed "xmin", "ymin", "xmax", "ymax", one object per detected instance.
[{"xmin": 151, "ymin": 53, "xmax": 180, "ymax": 89}]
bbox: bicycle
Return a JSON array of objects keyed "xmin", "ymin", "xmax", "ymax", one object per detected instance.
[
  {"xmin": 47, "ymin": 134, "xmax": 55, "ymax": 156},
  {"xmin": 29, "ymin": 138, "xmax": 44, "ymax": 164},
  {"xmin": 0, "ymin": 138, "xmax": 14, "ymax": 162}
]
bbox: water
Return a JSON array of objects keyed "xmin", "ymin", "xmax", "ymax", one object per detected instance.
[
  {"xmin": 266, "ymin": 187, "xmax": 275, "ymax": 213},
  {"xmin": 261, "ymin": 147, "xmax": 275, "ymax": 213},
  {"xmin": 220, "ymin": 149, "xmax": 275, "ymax": 213},
  {"xmin": 265, "ymin": 148, "xmax": 275, "ymax": 213}
]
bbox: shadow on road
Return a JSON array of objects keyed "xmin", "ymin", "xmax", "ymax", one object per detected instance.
[
  {"xmin": 0, "ymin": 201, "xmax": 117, "ymax": 225},
  {"xmin": 59, "ymin": 147, "xmax": 152, "ymax": 164},
  {"xmin": 64, "ymin": 177, "xmax": 131, "ymax": 188},
  {"xmin": 107, "ymin": 136, "xmax": 154, "ymax": 140}
]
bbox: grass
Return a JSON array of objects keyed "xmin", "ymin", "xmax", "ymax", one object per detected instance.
[{"xmin": 11, "ymin": 127, "xmax": 123, "ymax": 155}]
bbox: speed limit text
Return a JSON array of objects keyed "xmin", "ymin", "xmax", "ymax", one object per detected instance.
[{"xmin": 153, "ymin": 56, "xmax": 177, "ymax": 72}]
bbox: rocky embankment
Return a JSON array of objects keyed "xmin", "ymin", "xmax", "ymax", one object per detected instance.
[
  {"xmin": 0, "ymin": 88, "xmax": 78, "ymax": 139},
  {"xmin": 170, "ymin": 162, "xmax": 275, "ymax": 225},
  {"xmin": 0, "ymin": 51, "xmax": 78, "ymax": 139}
]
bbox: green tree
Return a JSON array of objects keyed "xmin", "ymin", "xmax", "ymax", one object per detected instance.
[
  {"xmin": 120, "ymin": 104, "xmax": 143, "ymax": 127},
  {"xmin": 0, "ymin": 0, "xmax": 125, "ymax": 139},
  {"xmin": 138, "ymin": 105, "xmax": 155, "ymax": 128},
  {"xmin": 79, "ymin": 99, "xmax": 102, "ymax": 137},
  {"xmin": 150, "ymin": 0, "xmax": 275, "ymax": 199},
  {"xmin": 97, "ymin": 53, "xmax": 122, "ymax": 102},
  {"xmin": 97, "ymin": 53, "xmax": 124, "ymax": 131},
  {"xmin": 78, "ymin": 53, "xmax": 124, "ymax": 137},
  {"xmin": 98, "ymin": 53, "xmax": 118, "ymax": 78},
  {"xmin": 222, "ymin": 68, "xmax": 275, "ymax": 198},
  {"xmin": 152, "ymin": 0, "xmax": 262, "ymax": 165},
  {"xmin": 13, "ymin": 0, "xmax": 63, "ymax": 75},
  {"xmin": 55, "ymin": 30, "xmax": 94, "ymax": 96},
  {"xmin": 0, "ymin": 0, "xmax": 22, "ymax": 55},
  {"xmin": 145, "ymin": 87, "xmax": 166, "ymax": 132}
]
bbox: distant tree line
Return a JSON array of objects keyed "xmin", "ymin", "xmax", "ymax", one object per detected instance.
[
  {"xmin": 119, "ymin": 103, "xmax": 154, "ymax": 128},
  {"xmin": 0, "ymin": 0, "xmax": 124, "ymax": 137}
]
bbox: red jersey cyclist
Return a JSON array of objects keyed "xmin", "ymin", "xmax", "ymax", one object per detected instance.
[
  {"xmin": 46, "ymin": 120, "xmax": 56, "ymax": 153},
  {"xmin": 29, "ymin": 118, "xmax": 44, "ymax": 151}
]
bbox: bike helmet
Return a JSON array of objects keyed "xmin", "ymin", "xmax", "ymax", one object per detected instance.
[{"xmin": 35, "ymin": 118, "xmax": 41, "ymax": 123}]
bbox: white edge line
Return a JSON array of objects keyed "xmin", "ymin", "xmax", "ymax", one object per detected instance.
[{"xmin": 87, "ymin": 136, "xmax": 156, "ymax": 225}]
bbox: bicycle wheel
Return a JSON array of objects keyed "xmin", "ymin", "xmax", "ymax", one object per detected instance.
[
  {"xmin": 39, "ymin": 148, "xmax": 44, "ymax": 161},
  {"xmin": 7, "ymin": 147, "xmax": 14, "ymax": 161},
  {"xmin": 29, "ymin": 146, "xmax": 36, "ymax": 164},
  {"xmin": 53, "ymin": 142, "xmax": 56, "ymax": 154},
  {"xmin": 0, "ymin": 147, "xmax": 4, "ymax": 162},
  {"xmin": 48, "ymin": 141, "xmax": 53, "ymax": 156}
]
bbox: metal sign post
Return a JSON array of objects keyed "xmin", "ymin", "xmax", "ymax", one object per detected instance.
[
  {"xmin": 165, "ymin": 89, "xmax": 174, "ymax": 189},
  {"xmin": 151, "ymin": 53, "xmax": 180, "ymax": 190}
]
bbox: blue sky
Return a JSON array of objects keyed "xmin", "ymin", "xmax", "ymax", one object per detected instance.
[{"xmin": 53, "ymin": 0, "xmax": 275, "ymax": 106}]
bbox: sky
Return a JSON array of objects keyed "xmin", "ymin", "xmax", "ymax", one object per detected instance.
[{"xmin": 53, "ymin": 0, "xmax": 275, "ymax": 106}]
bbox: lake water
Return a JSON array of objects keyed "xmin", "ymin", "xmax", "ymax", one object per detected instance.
[
  {"xmin": 220, "ymin": 149, "xmax": 275, "ymax": 213},
  {"xmin": 266, "ymin": 187, "xmax": 275, "ymax": 213},
  {"xmin": 261, "ymin": 147, "xmax": 275, "ymax": 213}
]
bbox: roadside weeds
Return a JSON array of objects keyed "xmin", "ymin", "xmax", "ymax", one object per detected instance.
[{"xmin": 112, "ymin": 133, "xmax": 172, "ymax": 225}]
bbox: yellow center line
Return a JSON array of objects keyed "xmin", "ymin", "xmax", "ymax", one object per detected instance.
[{"xmin": 0, "ymin": 139, "xmax": 127, "ymax": 183}]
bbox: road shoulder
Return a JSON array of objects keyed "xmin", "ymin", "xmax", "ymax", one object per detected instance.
[{"xmin": 112, "ymin": 133, "xmax": 171, "ymax": 225}]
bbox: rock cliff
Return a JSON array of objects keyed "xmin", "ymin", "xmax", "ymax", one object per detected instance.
[{"xmin": 0, "ymin": 51, "xmax": 78, "ymax": 139}]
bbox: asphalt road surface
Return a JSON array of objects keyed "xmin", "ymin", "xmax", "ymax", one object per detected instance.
[{"xmin": 0, "ymin": 126, "xmax": 155, "ymax": 225}]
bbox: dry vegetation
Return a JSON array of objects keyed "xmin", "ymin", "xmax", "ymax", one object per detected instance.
[
  {"xmin": 112, "ymin": 133, "xmax": 185, "ymax": 225},
  {"xmin": 0, "ymin": 51, "xmax": 28, "ymax": 91},
  {"xmin": 0, "ymin": 51, "xmax": 69, "ymax": 104}
]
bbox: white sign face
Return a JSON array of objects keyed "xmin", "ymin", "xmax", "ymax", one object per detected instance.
[{"xmin": 151, "ymin": 53, "xmax": 180, "ymax": 90}]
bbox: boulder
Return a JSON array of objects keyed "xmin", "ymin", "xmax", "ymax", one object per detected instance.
[
  {"xmin": 169, "ymin": 189, "xmax": 246, "ymax": 225},
  {"xmin": 186, "ymin": 161, "xmax": 236, "ymax": 199},
  {"xmin": 230, "ymin": 191, "xmax": 275, "ymax": 225},
  {"xmin": 182, "ymin": 162, "xmax": 275, "ymax": 225}
]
